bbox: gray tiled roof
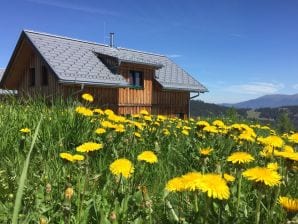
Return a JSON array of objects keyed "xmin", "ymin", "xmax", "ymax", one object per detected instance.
[{"xmin": 24, "ymin": 30, "xmax": 207, "ymax": 92}]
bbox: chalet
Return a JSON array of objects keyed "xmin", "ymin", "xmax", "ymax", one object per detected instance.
[
  {"xmin": 0, "ymin": 30, "xmax": 207, "ymax": 118},
  {"xmin": 0, "ymin": 68, "xmax": 15, "ymax": 95}
]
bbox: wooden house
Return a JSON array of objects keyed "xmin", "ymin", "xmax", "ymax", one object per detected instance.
[{"xmin": 0, "ymin": 30, "xmax": 207, "ymax": 118}]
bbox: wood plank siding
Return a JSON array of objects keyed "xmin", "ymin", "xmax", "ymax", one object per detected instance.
[
  {"xmin": 152, "ymin": 80, "xmax": 189, "ymax": 119},
  {"xmin": 15, "ymin": 49, "xmax": 190, "ymax": 118},
  {"xmin": 117, "ymin": 63, "xmax": 153, "ymax": 115}
]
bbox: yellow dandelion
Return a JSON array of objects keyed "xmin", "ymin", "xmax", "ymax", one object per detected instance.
[
  {"xmin": 75, "ymin": 106, "xmax": 93, "ymax": 116},
  {"xmin": 81, "ymin": 93, "xmax": 94, "ymax": 102},
  {"xmin": 223, "ymin": 173, "xmax": 235, "ymax": 182},
  {"xmin": 65, "ymin": 187, "xmax": 74, "ymax": 200},
  {"xmin": 242, "ymin": 167, "xmax": 281, "ymax": 187},
  {"xmin": 60, "ymin": 152, "xmax": 85, "ymax": 162},
  {"xmin": 163, "ymin": 129, "xmax": 170, "ymax": 136},
  {"xmin": 227, "ymin": 152, "xmax": 254, "ymax": 164},
  {"xmin": 181, "ymin": 172, "xmax": 203, "ymax": 191},
  {"xmin": 279, "ymin": 196, "xmax": 298, "ymax": 212},
  {"xmin": 267, "ymin": 162, "xmax": 279, "ymax": 171},
  {"xmin": 199, "ymin": 147, "xmax": 213, "ymax": 156},
  {"xmin": 72, "ymin": 154, "xmax": 85, "ymax": 161},
  {"xmin": 93, "ymin": 108, "xmax": 104, "ymax": 115},
  {"xmin": 288, "ymin": 133, "xmax": 298, "ymax": 144},
  {"xmin": 60, "ymin": 152, "xmax": 74, "ymax": 162},
  {"xmin": 140, "ymin": 109, "xmax": 149, "ymax": 115},
  {"xmin": 20, "ymin": 128, "xmax": 31, "ymax": 133},
  {"xmin": 182, "ymin": 129, "xmax": 189, "ymax": 136},
  {"xmin": 198, "ymin": 174, "xmax": 230, "ymax": 200},
  {"xmin": 134, "ymin": 132, "xmax": 141, "ymax": 138},
  {"xmin": 104, "ymin": 109, "xmax": 114, "ymax": 116},
  {"xmin": 137, "ymin": 151, "xmax": 158, "ymax": 164},
  {"xmin": 109, "ymin": 158, "xmax": 134, "ymax": 179},
  {"xmin": 95, "ymin": 128, "xmax": 106, "ymax": 134},
  {"xmin": 76, "ymin": 142, "xmax": 103, "ymax": 153},
  {"xmin": 165, "ymin": 177, "xmax": 185, "ymax": 192}
]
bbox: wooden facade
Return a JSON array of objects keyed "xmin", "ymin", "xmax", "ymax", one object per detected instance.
[{"xmin": 4, "ymin": 37, "xmax": 190, "ymax": 118}]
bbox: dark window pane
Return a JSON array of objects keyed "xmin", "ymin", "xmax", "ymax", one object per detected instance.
[
  {"xmin": 42, "ymin": 66, "xmax": 48, "ymax": 86},
  {"xmin": 29, "ymin": 68, "xmax": 35, "ymax": 87}
]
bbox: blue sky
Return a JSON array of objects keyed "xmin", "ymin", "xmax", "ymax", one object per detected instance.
[{"xmin": 1, "ymin": 0, "xmax": 298, "ymax": 103}]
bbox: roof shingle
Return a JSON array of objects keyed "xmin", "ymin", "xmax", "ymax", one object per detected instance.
[{"xmin": 24, "ymin": 30, "xmax": 207, "ymax": 92}]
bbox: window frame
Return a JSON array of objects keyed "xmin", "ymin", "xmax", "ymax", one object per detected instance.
[{"xmin": 128, "ymin": 70, "xmax": 144, "ymax": 89}]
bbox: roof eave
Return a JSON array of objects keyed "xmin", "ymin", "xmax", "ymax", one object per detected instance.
[
  {"xmin": 162, "ymin": 86, "xmax": 208, "ymax": 93},
  {"xmin": 58, "ymin": 79, "xmax": 130, "ymax": 88}
]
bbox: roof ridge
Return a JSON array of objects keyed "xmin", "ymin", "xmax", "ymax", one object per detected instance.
[
  {"xmin": 24, "ymin": 29, "xmax": 110, "ymax": 48},
  {"xmin": 24, "ymin": 30, "xmax": 166, "ymax": 57},
  {"xmin": 117, "ymin": 47, "xmax": 165, "ymax": 57}
]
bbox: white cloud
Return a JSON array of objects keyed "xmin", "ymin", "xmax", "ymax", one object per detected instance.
[
  {"xmin": 293, "ymin": 84, "xmax": 298, "ymax": 90},
  {"xmin": 26, "ymin": 0, "xmax": 119, "ymax": 16},
  {"xmin": 167, "ymin": 54, "xmax": 182, "ymax": 58},
  {"xmin": 225, "ymin": 82, "xmax": 284, "ymax": 95}
]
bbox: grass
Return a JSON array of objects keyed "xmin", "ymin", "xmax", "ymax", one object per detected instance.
[{"xmin": 0, "ymin": 96, "xmax": 297, "ymax": 223}]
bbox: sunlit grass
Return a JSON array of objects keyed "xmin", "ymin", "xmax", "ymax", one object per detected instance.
[{"xmin": 0, "ymin": 95, "xmax": 297, "ymax": 223}]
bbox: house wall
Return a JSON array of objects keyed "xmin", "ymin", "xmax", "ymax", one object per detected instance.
[
  {"xmin": 152, "ymin": 80, "xmax": 189, "ymax": 119},
  {"xmin": 18, "ymin": 54, "xmax": 62, "ymax": 97},
  {"xmin": 17, "ymin": 52, "xmax": 190, "ymax": 118},
  {"xmin": 117, "ymin": 63, "xmax": 154, "ymax": 115}
]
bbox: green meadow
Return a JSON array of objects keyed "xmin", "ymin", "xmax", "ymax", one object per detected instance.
[{"xmin": 0, "ymin": 96, "xmax": 297, "ymax": 224}]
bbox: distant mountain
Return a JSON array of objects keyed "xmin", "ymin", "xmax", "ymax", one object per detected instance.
[{"xmin": 223, "ymin": 94, "xmax": 298, "ymax": 109}]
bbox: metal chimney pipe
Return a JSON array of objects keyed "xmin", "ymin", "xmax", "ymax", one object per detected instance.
[{"xmin": 109, "ymin": 32, "xmax": 114, "ymax": 47}]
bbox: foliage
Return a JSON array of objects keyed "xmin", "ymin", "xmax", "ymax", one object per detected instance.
[{"xmin": 0, "ymin": 96, "xmax": 297, "ymax": 223}]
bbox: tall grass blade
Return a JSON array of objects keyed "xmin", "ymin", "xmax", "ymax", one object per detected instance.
[{"xmin": 12, "ymin": 117, "xmax": 43, "ymax": 224}]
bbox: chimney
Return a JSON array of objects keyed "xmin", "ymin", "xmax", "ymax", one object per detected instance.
[{"xmin": 109, "ymin": 32, "xmax": 115, "ymax": 47}]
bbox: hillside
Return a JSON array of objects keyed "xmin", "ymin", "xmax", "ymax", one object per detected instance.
[
  {"xmin": 190, "ymin": 100, "xmax": 298, "ymax": 130},
  {"xmin": 223, "ymin": 93, "xmax": 298, "ymax": 109}
]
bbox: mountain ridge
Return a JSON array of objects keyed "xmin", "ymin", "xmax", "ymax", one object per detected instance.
[{"xmin": 221, "ymin": 93, "xmax": 298, "ymax": 109}]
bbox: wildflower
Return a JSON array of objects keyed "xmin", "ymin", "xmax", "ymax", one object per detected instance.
[
  {"xmin": 196, "ymin": 120, "xmax": 210, "ymax": 128},
  {"xmin": 181, "ymin": 172, "xmax": 203, "ymax": 191},
  {"xmin": 134, "ymin": 132, "xmax": 141, "ymax": 138},
  {"xmin": 60, "ymin": 152, "xmax": 85, "ymax": 162},
  {"xmin": 267, "ymin": 162, "xmax": 279, "ymax": 171},
  {"xmin": 242, "ymin": 167, "xmax": 281, "ymax": 187},
  {"xmin": 288, "ymin": 133, "xmax": 298, "ymax": 144},
  {"xmin": 95, "ymin": 128, "xmax": 106, "ymax": 134},
  {"xmin": 279, "ymin": 196, "xmax": 298, "ymax": 212},
  {"xmin": 81, "ymin": 93, "xmax": 94, "ymax": 102},
  {"xmin": 109, "ymin": 158, "xmax": 134, "ymax": 179},
  {"xmin": 137, "ymin": 151, "xmax": 158, "ymax": 164},
  {"xmin": 258, "ymin": 135, "xmax": 284, "ymax": 148},
  {"xmin": 274, "ymin": 151, "xmax": 298, "ymax": 162},
  {"xmin": 212, "ymin": 120, "xmax": 225, "ymax": 128},
  {"xmin": 20, "ymin": 128, "xmax": 31, "ymax": 133},
  {"xmin": 165, "ymin": 177, "xmax": 185, "ymax": 192},
  {"xmin": 140, "ymin": 109, "xmax": 149, "ymax": 115},
  {"xmin": 182, "ymin": 129, "xmax": 189, "ymax": 136},
  {"xmin": 65, "ymin": 187, "xmax": 74, "ymax": 200},
  {"xmin": 163, "ymin": 129, "xmax": 170, "ymax": 136},
  {"xmin": 93, "ymin": 108, "xmax": 104, "ymax": 115},
  {"xmin": 227, "ymin": 152, "xmax": 254, "ymax": 164},
  {"xmin": 75, "ymin": 106, "xmax": 93, "ymax": 116},
  {"xmin": 104, "ymin": 109, "xmax": 114, "ymax": 116},
  {"xmin": 198, "ymin": 174, "xmax": 230, "ymax": 200},
  {"xmin": 223, "ymin": 173, "xmax": 235, "ymax": 182},
  {"xmin": 203, "ymin": 125, "xmax": 218, "ymax": 134},
  {"xmin": 199, "ymin": 147, "xmax": 213, "ymax": 156},
  {"xmin": 39, "ymin": 217, "xmax": 48, "ymax": 224},
  {"xmin": 76, "ymin": 142, "xmax": 103, "ymax": 153}
]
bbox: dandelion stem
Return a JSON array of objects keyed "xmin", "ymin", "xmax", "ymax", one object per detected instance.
[
  {"xmin": 255, "ymin": 190, "xmax": 262, "ymax": 224},
  {"xmin": 236, "ymin": 170, "xmax": 242, "ymax": 215}
]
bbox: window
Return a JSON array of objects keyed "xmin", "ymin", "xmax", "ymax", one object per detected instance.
[
  {"xmin": 129, "ymin": 71, "xmax": 143, "ymax": 88},
  {"xmin": 29, "ymin": 68, "xmax": 35, "ymax": 87},
  {"xmin": 41, "ymin": 65, "xmax": 48, "ymax": 86}
]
